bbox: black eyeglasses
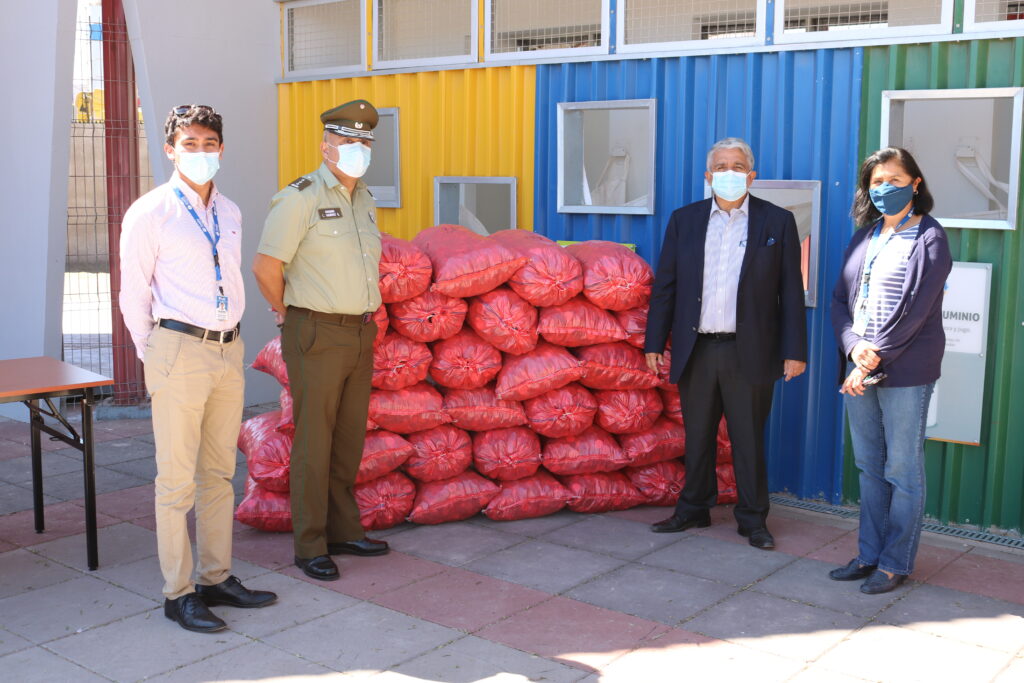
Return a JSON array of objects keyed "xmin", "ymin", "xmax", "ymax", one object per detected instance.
[{"xmin": 172, "ymin": 104, "xmax": 216, "ymax": 116}]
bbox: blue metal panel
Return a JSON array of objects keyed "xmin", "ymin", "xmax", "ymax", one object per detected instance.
[{"xmin": 533, "ymin": 50, "xmax": 864, "ymax": 502}]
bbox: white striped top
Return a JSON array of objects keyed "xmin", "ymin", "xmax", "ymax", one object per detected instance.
[{"xmin": 854, "ymin": 222, "xmax": 921, "ymax": 341}]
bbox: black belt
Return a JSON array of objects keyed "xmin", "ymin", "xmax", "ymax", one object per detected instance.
[
  {"xmin": 159, "ymin": 319, "xmax": 239, "ymax": 343},
  {"xmin": 699, "ymin": 332, "xmax": 736, "ymax": 341},
  {"xmin": 288, "ymin": 306, "xmax": 373, "ymax": 326}
]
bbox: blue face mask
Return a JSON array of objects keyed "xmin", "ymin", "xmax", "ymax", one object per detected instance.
[
  {"xmin": 711, "ymin": 171, "xmax": 750, "ymax": 202},
  {"xmin": 176, "ymin": 152, "xmax": 219, "ymax": 185},
  {"xmin": 869, "ymin": 181, "xmax": 915, "ymax": 216}
]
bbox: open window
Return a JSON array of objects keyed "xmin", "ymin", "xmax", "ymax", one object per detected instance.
[
  {"xmin": 617, "ymin": 0, "xmax": 765, "ymax": 53},
  {"xmin": 882, "ymin": 87, "xmax": 1023, "ymax": 230},
  {"xmin": 283, "ymin": 0, "xmax": 365, "ymax": 77},
  {"xmin": 434, "ymin": 177, "xmax": 517, "ymax": 234},
  {"xmin": 557, "ymin": 99, "xmax": 657, "ymax": 215},
  {"xmin": 363, "ymin": 108, "xmax": 400, "ymax": 208}
]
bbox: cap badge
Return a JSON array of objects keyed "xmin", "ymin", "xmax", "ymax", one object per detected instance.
[{"xmin": 355, "ymin": 122, "xmax": 363, "ymax": 128}]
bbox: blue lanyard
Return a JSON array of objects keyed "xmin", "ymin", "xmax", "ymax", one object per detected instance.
[
  {"xmin": 173, "ymin": 187, "xmax": 223, "ymax": 293},
  {"xmin": 859, "ymin": 210, "xmax": 914, "ymax": 302}
]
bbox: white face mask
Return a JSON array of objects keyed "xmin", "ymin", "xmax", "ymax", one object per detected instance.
[
  {"xmin": 176, "ymin": 152, "xmax": 220, "ymax": 185},
  {"xmin": 335, "ymin": 142, "xmax": 372, "ymax": 178}
]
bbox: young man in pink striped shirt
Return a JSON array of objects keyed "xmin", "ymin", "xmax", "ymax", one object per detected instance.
[{"xmin": 119, "ymin": 105, "xmax": 276, "ymax": 633}]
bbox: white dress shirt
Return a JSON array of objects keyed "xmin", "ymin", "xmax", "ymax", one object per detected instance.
[
  {"xmin": 698, "ymin": 194, "xmax": 749, "ymax": 334},
  {"xmin": 119, "ymin": 172, "xmax": 245, "ymax": 358}
]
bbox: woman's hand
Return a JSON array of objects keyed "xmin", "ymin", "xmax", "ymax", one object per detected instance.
[
  {"xmin": 850, "ymin": 340, "xmax": 881, "ymax": 372},
  {"xmin": 841, "ymin": 365, "xmax": 869, "ymax": 396}
]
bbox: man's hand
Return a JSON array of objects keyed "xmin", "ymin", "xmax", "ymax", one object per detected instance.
[
  {"xmin": 645, "ymin": 353, "xmax": 664, "ymax": 374},
  {"xmin": 252, "ymin": 253, "xmax": 288, "ymax": 326},
  {"xmin": 783, "ymin": 359, "xmax": 806, "ymax": 382},
  {"xmin": 850, "ymin": 340, "xmax": 881, "ymax": 372},
  {"xmin": 840, "ymin": 365, "xmax": 869, "ymax": 396}
]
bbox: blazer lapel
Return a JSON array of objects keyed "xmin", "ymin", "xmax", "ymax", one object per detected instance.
[
  {"xmin": 688, "ymin": 199, "xmax": 714, "ymax": 286},
  {"xmin": 738, "ymin": 195, "xmax": 766, "ymax": 286}
]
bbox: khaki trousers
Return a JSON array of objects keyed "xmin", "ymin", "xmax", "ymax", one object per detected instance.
[
  {"xmin": 144, "ymin": 326, "xmax": 244, "ymax": 600},
  {"xmin": 282, "ymin": 309, "xmax": 375, "ymax": 558}
]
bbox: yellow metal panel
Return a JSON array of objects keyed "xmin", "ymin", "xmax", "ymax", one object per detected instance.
[{"xmin": 277, "ymin": 66, "xmax": 536, "ymax": 241}]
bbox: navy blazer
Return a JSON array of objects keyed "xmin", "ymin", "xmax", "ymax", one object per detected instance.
[{"xmin": 645, "ymin": 195, "xmax": 808, "ymax": 385}]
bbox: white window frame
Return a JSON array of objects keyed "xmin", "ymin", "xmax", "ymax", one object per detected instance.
[
  {"xmin": 282, "ymin": 0, "xmax": 367, "ymax": 78},
  {"xmin": 372, "ymin": 0, "xmax": 478, "ymax": 70},
  {"xmin": 365, "ymin": 107, "xmax": 401, "ymax": 208},
  {"xmin": 433, "ymin": 176, "xmax": 518, "ymax": 232},
  {"xmin": 556, "ymin": 98, "xmax": 658, "ymax": 216},
  {"xmin": 773, "ymin": 0, "xmax": 954, "ymax": 45},
  {"xmin": 963, "ymin": 0, "xmax": 1024, "ymax": 35},
  {"xmin": 616, "ymin": 0, "xmax": 766, "ymax": 55},
  {"xmin": 881, "ymin": 87, "xmax": 1023, "ymax": 231},
  {"xmin": 484, "ymin": 0, "xmax": 610, "ymax": 63}
]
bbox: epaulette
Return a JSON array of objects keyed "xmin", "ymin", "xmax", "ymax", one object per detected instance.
[{"xmin": 288, "ymin": 176, "xmax": 313, "ymax": 191}]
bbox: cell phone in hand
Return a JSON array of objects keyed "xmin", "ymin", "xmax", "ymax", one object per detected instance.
[{"xmin": 861, "ymin": 372, "xmax": 887, "ymax": 387}]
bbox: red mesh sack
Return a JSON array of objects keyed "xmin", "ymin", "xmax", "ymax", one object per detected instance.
[
  {"xmin": 656, "ymin": 345, "xmax": 677, "ymax": 391},
  {"xmin": 373, "ymin": 331, "xmax": 432, "ymax": 390},
  {"xmin": 495, "ymin": 342, "xmax": 586, "ymax": 401},
  {"xmin": 407, "ymin": 470, "xmax": 500, "ymax": 524},
  {"xmin": 389, "ymin": 291, "xmax": 467, "ymax": 343},
  {"xmin": 625, "ymin": 460, "xmax": 686, "ymax": 506},
  {"xmin": 594, "ymin": 389, "xmax": 663, "ymax": 435},
  {"xmin": 373, "ymin": 305, "xmax": 389, "ymax": 346},
  {"xmin": 276, "ymin": 388, "xmax": 295, "ymax": 437},
  {"xmin": 429, "ymin": 328, "xmax": 502, "ymax": 390},
  {"xmin": 472, "ymin": 427, "xmax": 541, "ymax": 481},
  {"xmin": 575, "ymin": 342, "xmax": 661, "ymax": 391},
  {"xmin": 717, "ymin": 463, "xmax": 738, "ymax": 504},
  {"xmin": 565, "ymin": 241, "xmax": 654, "ymax": 311},
  {"xmin": 483, "ymin": 470, "xmax": 571, "ymax": 521},
  {"xmin": 717, "ymin": 417, "xmax": 733, "ymax": 465},
  {"xmin": 369, "ymin": 382, "xmax": 449, "ymax": 433},
  {"xmin": 618, "ymin": 416, "xmax": 685, "ymax": 467},
  {"xmin": 524, "ymin": 383, "xmax": 598, "ymax": 438},
  {"xmin": 246, "ymin": 433, "xmax": 292, "ymax": 493},
  {"xmin": 367, "ymin": 415, "xmax": 379, "ymax": 431},
  {"xmin": 659, "ymin": 387, "xmax": 683, "ymax": 424},
  {"xmin": 355, "ymin": 471, "xmax": 416, "ymax": 531},
  {"xmin": 614, "ymin": 306, "xmax": 648, "ymax": 349},
  {"xmin": 467, "ymin": 287, "xmax": 538, "ymax": 355},
  {"xmin": 561, "ymin": 471, "xmax": 646, "ymax": 513},
  {"xmin": 491, "ymin": 230, "xmax": 583, "ymax": 306},
  {"xmin": 442, "ymin": 385, "xmax": 528, "ymax": 431},
  {"xmin": 379, "ymin": 233, "xmax": 433, "ymax": 303},
  {"xmin": 252, "ymin": 336, "xmax": 288, "ymax": 386},
  {"xmin": 238, "ymin": 411, "xmax": 281, "ymax": 454},
  {"xmin": 235, "ymin": 477, "xmax": 292, "ymax": 532},
  {"xmin": 404, "ymin": 425, "xmax": 473, "ymax": 482},
  {"xmin": 357, "ymin": 430, "xmax": 416, "ymax": 484},
  {"xmin": 413, "ymin": 225, "xmax": 528, "ymax": 298},
  {"xmin": 537, "ymin": 297, "xmax": 628, "ymax": 347},
  {"xmin": 543, "ymin": 425, "xmax": 629, "ymax": 475}
]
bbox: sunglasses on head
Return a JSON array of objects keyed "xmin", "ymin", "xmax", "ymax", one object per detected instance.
[{"xmin": 173, "ymin": 104, "xmax": 217, "ymax": 116}]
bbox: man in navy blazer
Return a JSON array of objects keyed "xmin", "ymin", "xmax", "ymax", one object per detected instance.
[{"xmin": 644, "ymin": 138, "xmax": 807, "ymax": 549}]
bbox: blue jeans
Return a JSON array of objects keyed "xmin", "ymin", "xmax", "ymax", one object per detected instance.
[{"xmin": 844, "ymin": 379, "xmax": 935, "ymax": 576}]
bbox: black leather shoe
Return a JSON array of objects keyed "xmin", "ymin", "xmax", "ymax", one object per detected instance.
[
  {"xmin": 164, "ymin": 593, "xmax": 227, "ymax": 633},
  {"xmin": 650, "ymin": 512, "xmax": 711, "ymax": 533},
  {"xmin": 196, "ymin": 575, "xmax": 278, "ymax": 608},
  {"xmin": 738, "ymin": 526, "xmax": 776, "ymax": 550},
  {"xmin": 295, "ymin": 555, "xmax": 340, "ymax": 581},
  {"xmin": 860, "ymin": 569, "xmax": 907, "ymax": 594},
  {"xmin": 829, "ymin": 558, "xmax": 877, "ymax": 582},
  {"xmin": 327, "ymin": 538, "xmax": 390, "ymax": 556}
]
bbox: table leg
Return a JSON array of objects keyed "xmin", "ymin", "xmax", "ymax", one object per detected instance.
[
  {"xmin": 81, "ymin": 388, "xmax": 99, "ymax": 570},
  {"xmin": 30, "ymin": 399, "xmax": 45, "ymax": 533}
]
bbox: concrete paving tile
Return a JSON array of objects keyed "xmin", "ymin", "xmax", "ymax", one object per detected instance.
[
  {"xmin": 641, "ymin": 535, "xmax": 795, "ymax": 586},
  {"xmin": 0, "ymin": 575, "xmax": 156, "ymax": 643},
  {"xmin": 463, "ymin": 540, "xmax": 626, "ymax": 594},
  {"xmin": 74, "ymin": 483, "xmax": 154, "ymax": 521},
  {"xmin": 282, "ymin": 550, "xmax": 449, "ymax": 600},
  {"xmin": 474, "ymin": 595, "xmax": 669, "ymax": 672},
  {"xmin": 537, "ymin": 515, "xmax": 683, "ymax": 560},
  {"xmin": 86, "ymin": 437, "xmax": 155, "ymax": 466},
  {"xmin": 595, "ymin": 628, "xmax": 804, "ymax": 683},
  {"xmin": 391, "ymin": 634, "xmax": 582, "ymax": 683},
  {"xmin": 805, "ymin": 529, "xmax": 860, "ymax": 566},
  {"xmin": 0, "ymin": 481, "xmax": 60, "ymax": 515},
  {"xmin": 929, "ymin": 550, "xmax": 1024, "ymax": 605},
  {"xmin": 105, "ymin": 456, "xmax": 158, "ymax": 481},
  {"xmin": 965, "ymin": 542, "xmax": 1024, "ymax": 566},
  {"xmin": 94, "ymin": 553, "xmax": 272, "ymax": 601},
  {"xmin": 565, "ymin": 562, "xmax": 735, "ymax": 625},
  {"xmin": 219, "ymin": 571, "xmax": 360, "ymax": 639},
  {"xmin": 264, "ymin": 601, "xmax": 463, "ymax": 673},
  {"xmin": 769, "ymin": 504, "xmax": 860, "ymax": 531},
  {"xmin": 27, "ymin": 521, "xmax": 156, "ymax": 571},
  {"xmin": 466, "ymin": 509, "xmax": 587, "ymax": 537},
  {"xmin": 0, "ymin": 421, "xmax": 73, "ymax": 452},
  {"xmin": 0, "ymin": 537, "xmax": 14, "ymax": 553},
  {"xmin": 0, "ymin": 438, "xmax": 29, "ymax": 462},
  {"xmin": 93, "ymin": 418, "xmax": 156, "ymax": 439},
  {"xmin": 0, "ymin": 646, "xmax": 108, "ymax": 682},
  {"xmin": 786, "ymin": 664, "xmax": 875, "ymax": 682},
  {"xmin": 0, "ymin": 501, "xmax": 119, "ymax": 547},
  {"xmin": 383, "ymin": 520, "xmax": 522, "ymax": 566},
  {"xmin": 371, "ymin": 566, "xmax": 551, "ymax": 632},
  {"xmin": 755, "ymin": 557, "xmax": 908, "ymax": 617},
  {"xmin": 46, "ymin": 608, "xmax": 249, "ymax": 681},
  {"xmin": 0, "ymin": 548, "xmax": 80, "ymax": 599},
  {"xmin": 0, "ymin": 451, "xmax": 83, "ymax": 486},
  {"xmin": 807, "ymin": 529, "xmax": 969, "ymax": 582},
  {"xmin": 994, "ymin": 655, "xmax": 1024, "ymax": 682},
  {"xmin": 148, "ymin": 641, "xmax": 337, "ymax": 682},
  {"xmin": 0, "ymin": 628, "xmax": 33, "ymax": 657},
  {"xmin": 876, "ymin": 583, "xmax": 1024, "ymax": 653},
  {"xmin": 604, "ymin": 504, "xmax": 674, "ymax": 525},
  {"xmin": 683, "ymin": 590, "xmax": 867, "ymax": 662},
  {"xmin": 760, "ymin": 514, "xmax": 851, "ymax": 556},
  {"xmin": 231, "ymin": 525, "xmax": 296, "ymax": 570},
  {"xmin": 38, "ymin": 466, "xmax": 148, "ymax": 502},
  {"xmin": 815, "ymin": 623, "xmax": 1015, "ymax": 683}
]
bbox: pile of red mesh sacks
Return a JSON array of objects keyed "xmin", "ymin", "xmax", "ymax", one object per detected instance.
[{"xmin": 236, "ymin": 225, "xmax": 737, "ymax": 532}]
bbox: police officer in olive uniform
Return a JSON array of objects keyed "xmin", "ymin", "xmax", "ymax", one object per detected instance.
[{"xmin": 253, "ymin": 100, "xmax": 387, "ymax": 581}]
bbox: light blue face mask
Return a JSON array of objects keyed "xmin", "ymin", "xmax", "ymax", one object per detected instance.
[
  {"xmin": 711, "ymin": 170, "xmax": 749, "ymax": 202},
  {"xmin": 177, "ymin": 152, "xmax": 220, "ymax": 185},
  {"xmin": 335, "ymin": 142, "xmax": 372, "ymax": 178}
]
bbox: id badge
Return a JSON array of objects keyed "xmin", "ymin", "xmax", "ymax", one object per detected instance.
[
  {"xmin": 852, "ymin": 307, "xmax": 869, "ymax": 337},
  {"xmin": 216, "ymin": 295, "xmax": 229, "ymax": 322}
]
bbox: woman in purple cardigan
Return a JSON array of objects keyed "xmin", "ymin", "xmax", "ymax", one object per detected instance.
[{"xmin": 829, "ymin": 147, "xmax": 952, "ymax": 594}]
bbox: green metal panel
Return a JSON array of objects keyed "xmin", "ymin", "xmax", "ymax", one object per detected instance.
[{"xmin": 849, "ymin": 38, "xmax": 1024, "ymax": 533}]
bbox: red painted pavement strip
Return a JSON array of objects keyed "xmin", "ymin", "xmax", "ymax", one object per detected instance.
[
  {"xmin": 807, "ymin": 529, "xmax": 970, "ymax": 582},
  {"xmin": 0, "ymin": 538, "xmax": 15, "ymax": 553},
  {"xmin": 231, "ymin": 526, "xmax": 296, "ymax": 570},
  {"xmin": 281, "ymin": 550, "xmax": 450, "ymax": 600},
  {"xmin": 0, "ymin": 438, "xmax": 28, "ymax": 462},
  {"xmin": 68, "ymin": 484, "xmax": 155, "ymax": 521},
  {"xmin": 605, "ymin": 505, "xmax": 673, "ymax": 524},
  {"xmin": 371, "ymin": 566, "xmax": 552, "ymax": 632},
  {"xmin": 928, "ymin": 550, "xmax": 1024, "ymax": 606},
  {"xmin": 0, "ymin": 501, "xmax": 119, "ymax": 546}
]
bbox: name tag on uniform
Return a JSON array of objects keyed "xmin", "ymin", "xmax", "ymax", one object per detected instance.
[{"xmin": 319, "ymin": 208, "xmax": 343, "ymax": 219}]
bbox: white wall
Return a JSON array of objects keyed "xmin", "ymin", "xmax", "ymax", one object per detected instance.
[
  {"xmin": 123, "ymin": 0, "xmax": 283, "ymax": 405},
  {"xmin": 0, "ymin": 0, "xmax": 77, "ymax": 419}
]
